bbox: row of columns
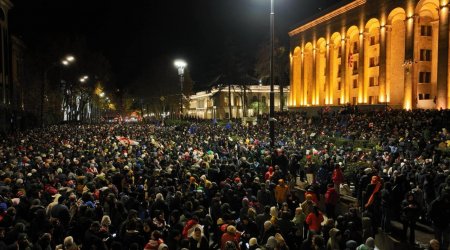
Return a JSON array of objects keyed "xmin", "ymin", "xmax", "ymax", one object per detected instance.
[{"xmin": 291, "ymin": 5, "xmax": 450, "ymax": 109}]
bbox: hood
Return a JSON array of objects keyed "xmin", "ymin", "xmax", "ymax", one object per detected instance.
[
  {"xmin": 329, "ymin": 228, "xmax": 340, "ymax": 239},
  {"xmin": 362, "ymin": 217, "xmax": 372, "ymax": 229},
  {"xmin": 268, "ymin": 167, "xmax": 274, "ymax": 173}
]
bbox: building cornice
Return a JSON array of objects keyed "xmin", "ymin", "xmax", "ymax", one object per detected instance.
[{"xmin": 289, "ymin": 0, "xmax": 366, "ymax": 37}]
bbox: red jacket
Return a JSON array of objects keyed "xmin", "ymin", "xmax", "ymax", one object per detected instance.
[
  {"xmin": 306, "ymin": 212, "xmax": 324, "ymax": 233},
  {"xmin": 265, "ymin": 167, "xmax": 274, "ymax": 180},
  {"xmin": 220, "ymin": 232, "xmax": 241, "ymax": 250},
  {"xmin": 332, "ymin": 168, "xmax": 344, "ymax": 184},
  {"xmin": 325, "ymin": 187, "xmax": 339, "ymax": 205}
]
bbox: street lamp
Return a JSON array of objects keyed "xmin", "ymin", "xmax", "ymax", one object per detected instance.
[
  {"xmin": 41, "ymin": 55, "xmax": 75, "ymax": 127},
  {"xmin": 267, "ymin": 0, "xmax": 275, "ymax": 147},
  {"xmin": 174, "ymin": 59, "xmax": 187, "ymax": 117},
  {"xmin": 79, "ymin": 75, "xmax": 88, "ymax": 82}
]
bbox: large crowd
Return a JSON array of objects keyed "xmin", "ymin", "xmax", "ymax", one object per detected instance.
[{"xmin": 0, "ymin": 107, "xmax": 449, "ymax": 250}]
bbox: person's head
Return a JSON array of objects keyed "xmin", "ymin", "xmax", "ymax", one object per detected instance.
[
  {"xmin": 249, "ymin": 237, "xmax": 258, "ymax": 248},
  {"xmin": 225, "ymin": 240, "xmax": 237, "ymax": 250},
  {"xmin": 193, "ymin": 226, "xmax": 202, "ymax": 238},
  {"xmin": 371, "ymin": 175, "xmax": 380, "ymax": 184},
  {"xmin": 64, "ymin": 236, "xmax": 74, "ymax": 246},
  {"xmin": 101, "ymin": 215, "xmax": 111, "ymax": 227},
  {"xmin": 406, "ymin": 192, "xmax": 414, "ymax": 202},
  {"xmin": 365, "ymin": 237, "xmax": 375, "ymax": 249},
  {"xmin": 312, "ymin": 235, "xmax": 325, "ymax": 249},
  {"xmin": 429, "ymin": 239, "xmax": 439, "ymax": 250},
  {"xmin": 263, "ymin": 220, "xmax": 272, "ymax": 231},
  {"xmin": 295, "ymin": 207, "xmax": 303, "ymax": 215},
  {"xmin": 265, "ymin": 236, "xmax": 277, "ymax": 250},
  {"xmin": 90, "ymin": 221, "xmax": 101, "ymax": 232},
  {"xmin": 226, "ymin": 225, "xmax": 236, "ymax": 235},
  {"xmin": 270, "ymin": 206, "xmax": 278, "ymax": 217}
]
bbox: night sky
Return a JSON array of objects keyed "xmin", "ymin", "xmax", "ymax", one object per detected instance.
[{"xmin": 9, "ymin": 0, "xmax": 340, "ymax": 97}]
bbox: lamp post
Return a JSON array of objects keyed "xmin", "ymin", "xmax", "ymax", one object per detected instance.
[
  {"xmin": 174, "ymin": 59, "xmax": 187, "ymax": 117},
  {"xmin": 268, "ymin": 0, "xmax": 275, "ymax": 147},
  {"xmin": 41, "ymin": 55, "xmax": 75, "ymax": 128}
]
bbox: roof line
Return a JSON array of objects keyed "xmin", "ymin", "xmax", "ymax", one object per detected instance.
[{"xmin": 289, "ymin": 0, "xmax": 366, "ymax": 37}]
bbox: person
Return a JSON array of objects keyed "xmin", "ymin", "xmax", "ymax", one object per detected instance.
[
  {"xmin": 265, "ymin": 167, "xmax": 275, "ymax": 181},
  {"xmin": 144, "ymin": 230, "xmax": 165, "ymax": 250},
  {"xmin": 274, "ymin": 232, "xmax": 289, "ymax": 250},
  {"xmin": 332, "ymin": 164, "xmax": 344, "ymax": 195},
  {"xmin": 322, "ymin": 219, "xmax": 335, "ymax": 244},
  {"xmin": 260, "ymin": 221, "xmax": 276, "ymax": 247},
  {"xmin": 356, "ymin": 237, "xmax": 377, "ymax": 250},
  {"xmin": 301, "ymin": 194, "xmax": 316, "ymax": 238},
  {"xmin": 325, "ymin": 183, "xmax": 339, "ymax": 219},
  {"xmin": 428, "ymin": 191, "xmax": 450, "ymax": 250},
  {"xmin": 326, "ymin": 228, "xmax": 341, "ymax": 250},
  {"xmin": 83, "ymin": 221, "xmax": 107, "ymax": 250},
  {"xmin": 292, "ymin": 207, "xmax": 306, "ymax": 247},
  {"xmin": 265, "ymin": 235, "xmax": 277, "ymax": 250},
  {"xmin": 380, "ymin": 181, "xmax": 393, "ymax": 234},
  {"xmin": 269, "ymin": 206, "xmax": 279, "ymax": 226},
  {"xmin": 306, "ymin": 205, "xmax": 324, "ymax": 235},
  {"xmin": 401, "ymin": 192, "xmax": 420, "ymax": 245},
  {"xmin": 364, "ymin": 176, "xmax": 382, "ymax": 233},
  {"xmin": 248, "ymin": 237, "xmax": 261, "ymax": 250},
  {"xmin": 312, "ymin": 234, "xmax": 326, "ymax": 250},
  {"xmin": 220, "ymin": 225, "xmax": 240, "ymax": 250},
  {"xmin": 55, "ymin": 236, "xmax": 79, "ymax": 250},
  {"xmin": 188, "ymin": 225, "xmax": 209, "ymax": 250},
  {"xmin": 428, "ymin": 239, "xmax": 440, "ymax": 250},
  {"xmin": 274, "ymin": 179, "xmax": 290, "ymax": 206}
]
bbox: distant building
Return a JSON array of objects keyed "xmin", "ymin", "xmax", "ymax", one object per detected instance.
[
  {"xmin": 0, "ymin": 0, "xmax": 15, "ymax": 132},
  {"xmin": 188, "ymin": 85, "xmax": 289, "ymax": 119},
  {"xmin": 289, "ymin": 0, "xmax": 450, "ymax": 110}
]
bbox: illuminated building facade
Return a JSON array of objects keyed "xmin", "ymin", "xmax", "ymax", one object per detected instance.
[
  {"xmin": 288, "ymin": 0, "xmax": 450, "ymax": 110},
  {"xmin": 188, "ymin": 85, "xmax": 289, "ymax": 119}
]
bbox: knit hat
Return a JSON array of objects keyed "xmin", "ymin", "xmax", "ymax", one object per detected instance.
[
  {"xmin": 217, "ymin": 218, "xmax": 225, "ymax": 225},
  {"xmin": 249, "ymin": 237, "xmax": 258, "ymax": 247},
  {"xmin": 265, "ymin": 236, "xmax": 277, "ymax": 249},
  {"xmin": 226, "ymin": 225, "xmax": 236, "ymax": 234},
  {"xmin": 274, "ymin": 233, "xmax": 285, "ymax": 243}
]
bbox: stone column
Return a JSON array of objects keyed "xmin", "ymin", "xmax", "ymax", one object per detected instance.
[
  {"xmin": 403, "ymin": 16, "xmax": 415, "ymax": 109},
  {"xmin": 301, "ymin": 50, "xmax": 305, "ymax": 105},
  {"xmin": 437, "ymin": 7, "xmax": 449, "ymax": 109},
  {"xmin": 341, "ymin": 38, "xmax": 347, "ymax": 104},
  {"xmin": 379, "ymin": 26, "xmax": 387, "ymax": 104},
  {"xmin": 326, "ymin": 43, "xmax": 331, "ymax": 105},
  {"xmin": 312, "ymin": 48, "xmax": 317, "ymax": 105},
  {"xmin": 359, "ymin": 32, "xmax": 365, "ymax": 104}
]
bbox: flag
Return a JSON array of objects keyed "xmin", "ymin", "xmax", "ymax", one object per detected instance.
[
  {"xmin": 115, "ymin": 136, "xmax": 139, "ymax": 146},
  {"xmin": 348, "ymin": 51, "xmax": 353, "ymax": 68}
]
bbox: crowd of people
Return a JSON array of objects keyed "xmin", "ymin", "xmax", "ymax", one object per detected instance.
[{"xmin": 0, "ymin": 107, "xmax": 448, "ymax": 250}]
